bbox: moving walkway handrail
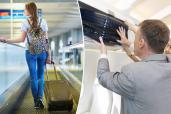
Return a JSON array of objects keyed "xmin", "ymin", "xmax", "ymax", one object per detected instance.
[{"xmin": 0, "ymin": 41, "xmax": 25, "ymax": 48}]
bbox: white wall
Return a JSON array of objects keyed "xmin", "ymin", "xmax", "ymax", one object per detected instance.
[{"xmin": 77, "ymin": 49, "xmax": 133, "ymax": 114}]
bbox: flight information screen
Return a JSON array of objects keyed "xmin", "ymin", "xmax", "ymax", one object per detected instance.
[{"xmin": 0, "ymin": 9, "xmax": 42, "ymax": 19}]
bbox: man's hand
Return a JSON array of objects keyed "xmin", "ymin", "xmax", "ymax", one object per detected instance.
[
  {"xmin": 124, "ymin": 20, "xmax": 134, "ymax": 30},
  {"xmin": 99, "ymin": 36, "xmax": 107, "ymax": 55},
  {"xmin": 116, "ymin": 26, "xmax": 131, "ymax": 47},
  {"xmin": 164, "ymin": 40, "xmax": 171, "ymax": 54},
  {"xmin": 124, "ymin": 20, "xmax": 137, "ymax": 33}
]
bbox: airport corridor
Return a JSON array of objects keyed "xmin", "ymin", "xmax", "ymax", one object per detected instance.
[
  {"xmin": 0, "ymin": 0, "xmax": 83, "ymax": 113},
  {"xmin": 13, "ymin": 69, "xmax": 78, "ymax": 114}
]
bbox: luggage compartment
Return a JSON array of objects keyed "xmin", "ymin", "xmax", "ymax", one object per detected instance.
[{"xmin": 79, "ymin": 1, "xmax": 128, "ymax": 45}]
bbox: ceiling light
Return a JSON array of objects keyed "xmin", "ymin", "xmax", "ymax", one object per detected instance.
[
  {"xmin": 150, "ymin": 5, "xmax": 171, "ymax": 19},
  {"xmin": 114, "ymin": 0, "xmax": 137, "ymax": 10}
]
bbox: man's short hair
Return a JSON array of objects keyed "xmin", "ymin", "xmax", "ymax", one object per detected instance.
[{"xmin": 139, "ymin": 20, "xmax": 170, "ymax": 53}]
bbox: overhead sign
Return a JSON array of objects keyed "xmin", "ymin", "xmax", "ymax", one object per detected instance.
[{"xmin": 0, "ymin": 9, "xmax": 42, "ymax": 19}]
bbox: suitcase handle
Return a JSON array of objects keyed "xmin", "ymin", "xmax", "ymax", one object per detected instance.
[{"xmin": 45, "ymin": 61, "xmax": 59, "ymax": 80}]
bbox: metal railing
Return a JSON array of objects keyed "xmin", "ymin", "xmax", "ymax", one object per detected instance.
[
  {"xmin": 0, "ymin": 41, "xmax": 25, "ymax": 48},
  {"xmin": 0, "ymin": 42, "xmax": 28, "ymax": 95}
]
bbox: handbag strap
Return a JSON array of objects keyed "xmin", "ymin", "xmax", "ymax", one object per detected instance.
[
  {"xmin": 38, "ymin": 18, "xmax": 42, "ymax": 27},
  {"xmin": 26, "ymin": 19, "xmax": 31, "ymax": 46}
]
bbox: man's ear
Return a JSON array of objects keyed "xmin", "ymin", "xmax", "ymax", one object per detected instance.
[{"xmin": 138, "ymin": 38, "xmax": 145, "ymax": 49}]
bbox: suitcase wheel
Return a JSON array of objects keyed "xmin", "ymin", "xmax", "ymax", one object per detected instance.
[
  {"xmin": 68, "ymin": 106, "xmax": 73, "ymax": 112},
  {"xmin": 68, "ymin": 103, "xmax": 73, "ymax": 112}
]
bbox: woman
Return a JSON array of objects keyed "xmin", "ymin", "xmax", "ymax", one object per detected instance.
[{"xmin": 0, "ymin": 2, "xmax": 51, "ymax": 109}]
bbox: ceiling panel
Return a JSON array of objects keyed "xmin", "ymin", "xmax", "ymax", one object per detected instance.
[
  {"xmin": 13, "ymin": 0, "xmax": 76, "ymax": 3},
  {"xmin": 0, "ymin": 1, "xmax": 81, "ymax": 39},
  {"xmin": 130, "ymin": 0, "xmax": 171, "ymax": 20}
]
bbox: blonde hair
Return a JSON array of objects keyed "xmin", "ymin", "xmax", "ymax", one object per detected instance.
[{"xmin": 25, "ymin": 2, "xmax": 38, "ymax": 28}]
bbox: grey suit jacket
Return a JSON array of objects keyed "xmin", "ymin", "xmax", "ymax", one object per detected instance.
[{"xmin": 97, "ymin": 54, "xmax": 171, "ymax": 114}]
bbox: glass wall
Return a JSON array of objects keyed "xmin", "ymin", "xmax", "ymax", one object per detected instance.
[{"xmin": 0, "ymin": 43, "xmax": 28, "ymax": 95}]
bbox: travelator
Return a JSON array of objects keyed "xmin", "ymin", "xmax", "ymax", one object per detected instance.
[{"xmin": 0, "ymin": 42, "xmax": 81, "ymax": 114}]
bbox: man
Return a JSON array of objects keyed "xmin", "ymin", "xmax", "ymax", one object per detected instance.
[
  {"xmin": 119, "ymin": 21, "xmax": 171, "ymax": 61},
  {"xmin": 97, "ymin": 20, "xmax": 171, "ymax": 114}
]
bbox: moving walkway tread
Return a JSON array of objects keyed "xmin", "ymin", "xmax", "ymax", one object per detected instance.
[{"xmin": 13, "ymin": 70, "xmax": 77, "ymax": 114}]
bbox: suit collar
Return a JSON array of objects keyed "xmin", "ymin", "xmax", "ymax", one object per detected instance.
[{"xmin": 142, "ymin": 54, "xmax": 171, "ymax": 62}]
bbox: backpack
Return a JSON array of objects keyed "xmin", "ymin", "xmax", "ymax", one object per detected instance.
[{"xmin": 26, "ymin": 18, "xmax": 49, "ymax": 54}]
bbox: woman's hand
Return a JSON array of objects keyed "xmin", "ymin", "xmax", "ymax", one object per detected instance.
[
  {"xmin": 46, "ymin": 57, "xmax": 51, "ymax": 64},
  {"xmin": 0, "ymin": 36, "xmax": 6, "ymax": 43},
  {"xmin": 99, "ymin": 36, "xmax": 107, "ymax": 55},
  {"xmin": 116, "ymin": 26, "xmax": 131, "ymax": 47},
  {"xmin": 46, "ymin": 48, "xmax": 52, "ymax": 64}
]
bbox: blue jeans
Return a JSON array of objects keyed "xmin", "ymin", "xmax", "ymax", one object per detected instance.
[{"xmin": 25, "ymin": 50, "xmax": 47, "ymax": 102}]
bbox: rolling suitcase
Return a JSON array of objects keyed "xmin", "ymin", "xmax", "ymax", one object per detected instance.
[
  {"xmin": 44, "ymin": 62, "xmax": 73, "ymax": 111},
  {"xmin": 79, "ymin": 1, "xmax": 128, "ymax": 45}
]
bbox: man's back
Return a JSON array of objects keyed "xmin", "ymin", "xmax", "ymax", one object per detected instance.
[{"xmin": 97, "ymin": 54, "xmax": 171, "ymax": 114}]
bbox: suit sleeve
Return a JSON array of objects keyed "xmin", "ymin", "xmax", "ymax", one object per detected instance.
[{"xmin": 97, "ymin": 58, "xmax": 136, "ymax": 99}]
